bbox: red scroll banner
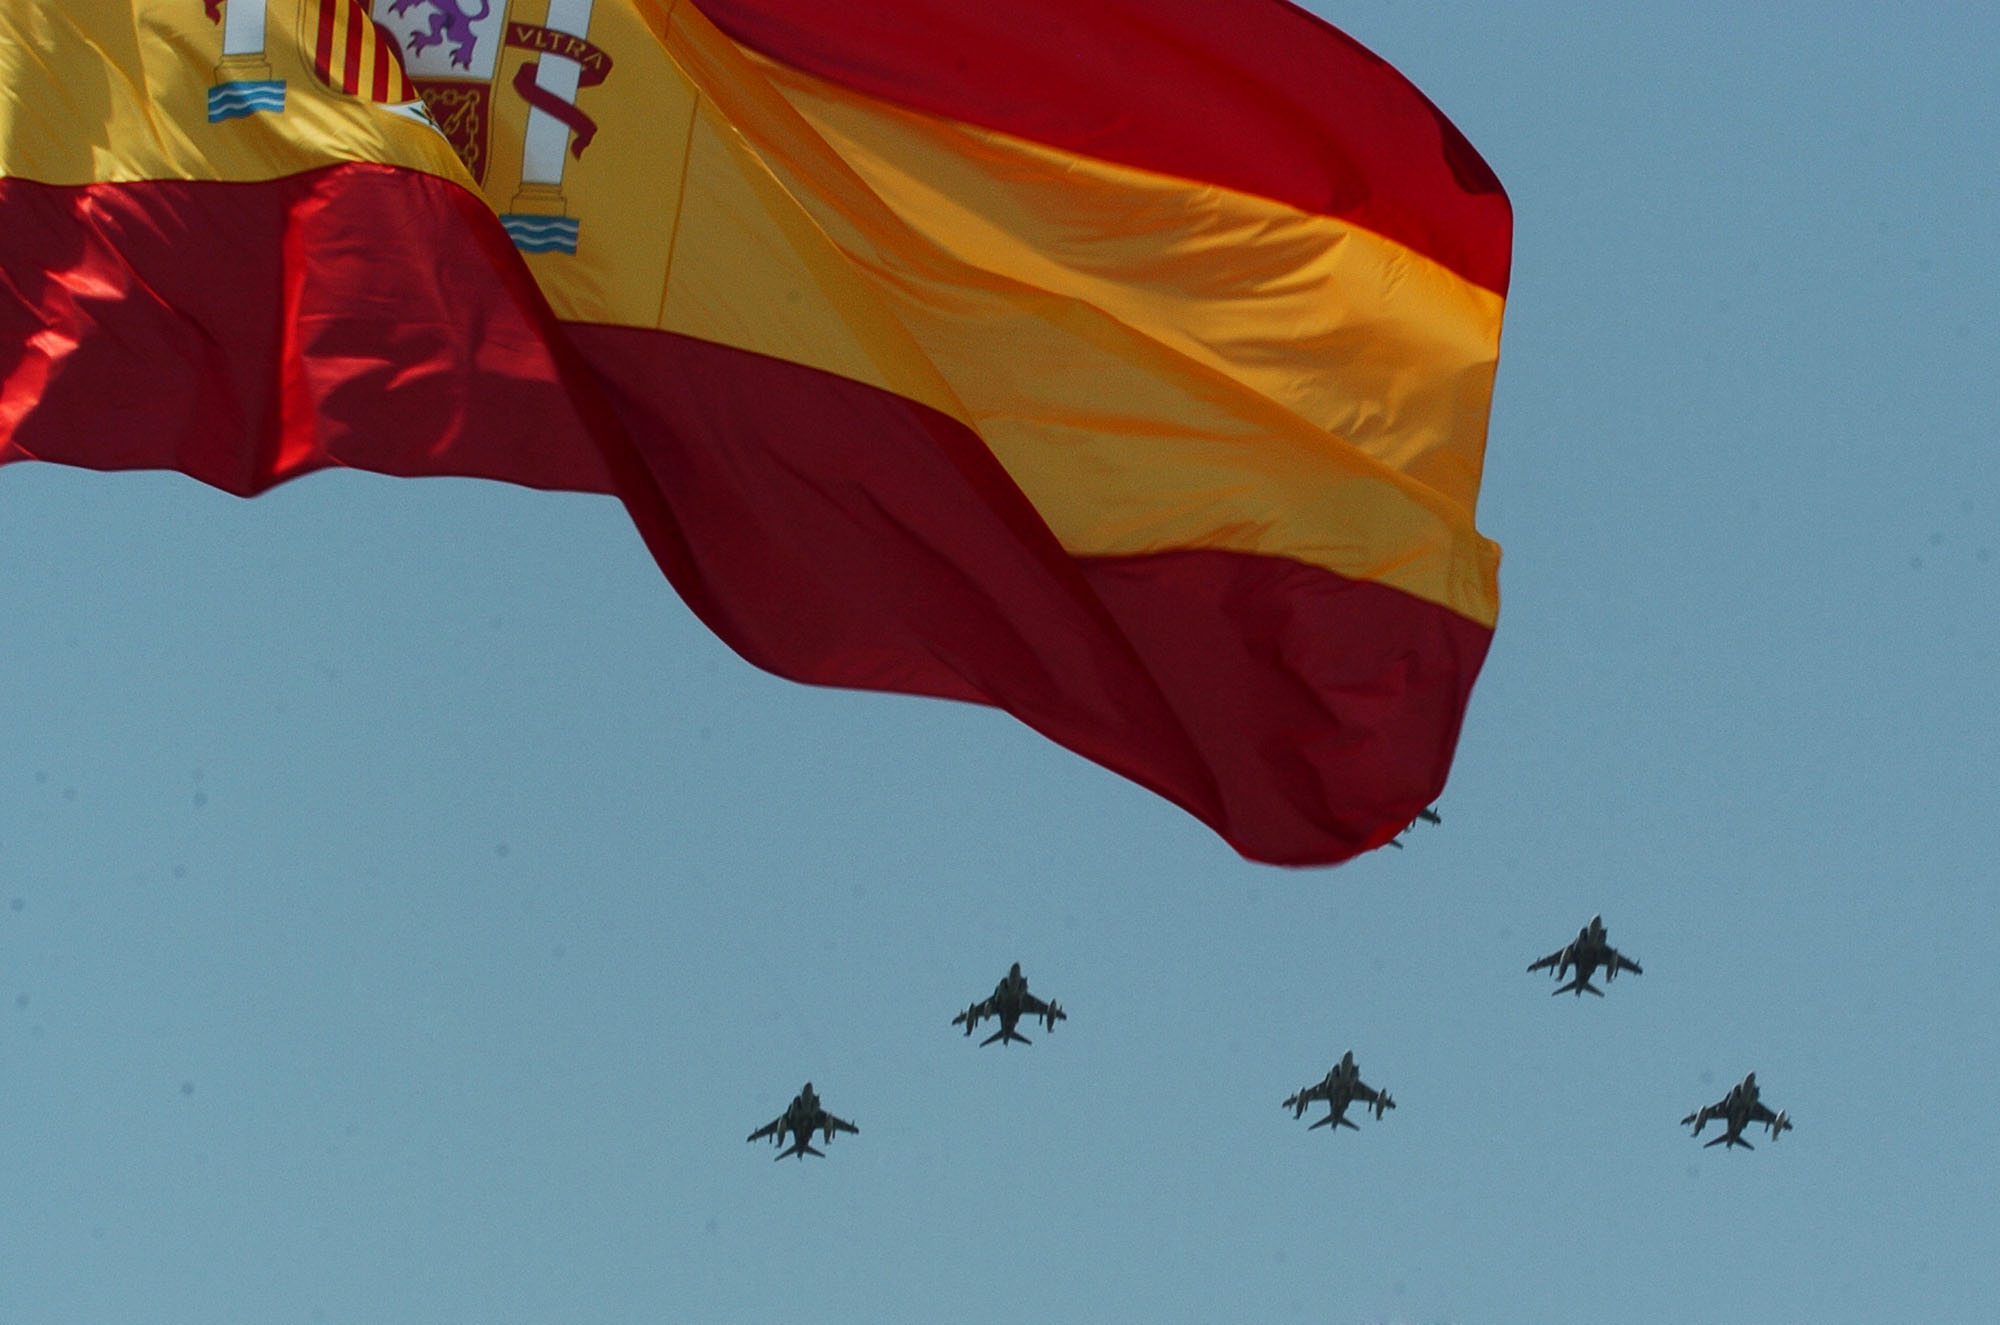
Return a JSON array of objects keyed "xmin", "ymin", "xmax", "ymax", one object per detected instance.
[{"xmin": 506, "ymin": 21, "xmax": 614, "ymax": 158}]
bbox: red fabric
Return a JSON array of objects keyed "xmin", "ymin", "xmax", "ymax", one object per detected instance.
[
  {"xmin": 691, "ymin": 0, "xmax": 1511, "ymax": 294},
  {"xmin": 574, "ymin": 323, "xmax": 1492, "ymax": 863},
  {"xmin": 0, "ymin": 169, "xmax": 618, "ymax": 494},
  {"xmin": 1075, "ymin": 551, "xmax": 1491, "ymax": 863},
  {"xmin": 0, "ymin": 169, "xmax": 1489, "ymax": 864}
]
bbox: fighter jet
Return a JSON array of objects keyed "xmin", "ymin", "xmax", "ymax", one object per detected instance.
[
  {"xmin": 1681, "ymin": 1072, "xmax": 1792, "ymax": 1150},
  {"xmin": 951, "ymin": 962, "xmax": 1065, "ymax": 1047},
  {"xmin": 1526, "ymin": 914, "xmax": 1642, "ymax": 996},
  {"xmin": 1387, "ymin": 805, "xmax": 1443, "ymax": 849},
  {"xmin": 1282, "ymin": 1051, "xmax": 1396, "ymax": 1132},
  {"xmin": 746, "ymin": 1082, "xmax": 859, "ymax": 1160}
]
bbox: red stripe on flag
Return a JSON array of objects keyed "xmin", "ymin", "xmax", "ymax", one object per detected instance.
[
  {"xmin": 314, "ymin": 0, "xmax": 337, "ymax": 86},
  {"xmin": 1074, "ymin": 550, "xmax": 1491, "ymax": 862},
  {"xmin": 0, "ymin": 169, "xmax": 619, "ymax": 495},
  {"xmin": 342, "ymin": 1, "xmax": 365, "ymax": 95},
  {"xmin": 691, "ymin": 0, "xmax": 1511, "ymax": 295}
]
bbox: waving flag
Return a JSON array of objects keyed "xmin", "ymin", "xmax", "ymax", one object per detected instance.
[{"xmin": 0, "ymin": 0, "xmax": 1509, "ymax": 865}]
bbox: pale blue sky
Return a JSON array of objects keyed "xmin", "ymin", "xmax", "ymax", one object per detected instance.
[{"xmin": 4, "ymin": 2, "xmax": 1997, "ymax": 1321}]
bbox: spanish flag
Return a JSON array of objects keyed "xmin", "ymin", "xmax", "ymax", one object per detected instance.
[{"xmin": 0, "ymin": 0, "xmax": 1509, "ymax": 866}]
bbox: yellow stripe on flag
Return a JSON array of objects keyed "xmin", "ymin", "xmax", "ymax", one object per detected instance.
[{"xmin": 608, "ymin": 2, "xmax": 1502, "ymax": 624}]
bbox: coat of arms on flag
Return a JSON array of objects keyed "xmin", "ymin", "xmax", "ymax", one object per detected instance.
[{"xmin": 374, "ymin": 0, "xmax": 615, "ymax": 254}]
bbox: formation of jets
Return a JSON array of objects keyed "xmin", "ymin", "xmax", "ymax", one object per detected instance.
[{"xmin": 750, "ymin": 912, "xmax": 1794, "ymax": 1159}]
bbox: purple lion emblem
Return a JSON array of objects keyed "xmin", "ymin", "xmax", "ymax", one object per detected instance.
[{"xmin": 386, "ymin": 0, "xmax": 493, "ymax": 71}]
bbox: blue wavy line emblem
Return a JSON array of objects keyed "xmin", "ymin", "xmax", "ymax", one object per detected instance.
[
  {"xmin": 500, "ymin": 213, "xmax": 580, "ymax": 255},
  {"xmin": 207, "ymin": 81, "xmax": 287, "ymax": 123}
]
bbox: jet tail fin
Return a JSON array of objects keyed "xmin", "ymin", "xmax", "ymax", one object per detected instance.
[
  {"xmin": 1704, "ymin": 1133, "xmax": 1751, "ymax": 1150},
  {"xmin": 1307, "ymin": 1112, "xmax": 1357, "ymax": 1132},
  {"xmin": 777, "ymin": 1140, "xmax": 826, "ymax": 1160},
  {"xmin": 1552, "ymin": 977, "xmax": 1603, "ymax": 997},
  {"xmin": 981, "ymin": 1027, "xmax": 1032, "ymax": 1047}
]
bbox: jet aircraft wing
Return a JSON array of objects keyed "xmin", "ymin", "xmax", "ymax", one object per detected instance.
[
  {"xmin": 747, "ymin": 1116, "xmax": 785, "ymax": 1144},
  {"xmin": 1608, "ymin": 949, "xmax": 1643, "ymax": 977},
  {"xmin": 819, "ymin": 1111, "xmax": 859, "ymax": 1137},
  {"xmin": 1681, "ymin": 1096, "xmax": 1728, "ymax": 1127},
  {"xmin": 1526, "ymin": 947, "xmax": 1570, "ymax": 975},
  {"xmin": 1019, "ymin": 992, "xmax": 1051, "ymax": 1016}
]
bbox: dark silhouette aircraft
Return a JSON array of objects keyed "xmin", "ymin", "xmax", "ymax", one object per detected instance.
[
  {"xmin": 1681, "ymin": 1072, "xmax": 1792, "ymax": 1150},
  {"xmin": 746, "ymin": 1082, "xmax": 858, "ymax": 1160},
  {"xmin": 952, "ymin": 962, "xmax": 1065, "ymax": 1046},
  {"xmin": 1283, "ymin": 1050, "xmax": 1395, "ymax": 1132},
  {"xmin": 1387, "ymin": 805, "xmax": 1442, "ymax": 848},
  {"xmin": 1527, "ymin": 914, "xmax": 1642, "ymax": 996}
]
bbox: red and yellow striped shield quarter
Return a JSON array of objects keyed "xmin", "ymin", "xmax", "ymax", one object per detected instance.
[{"xmin": 307, "ymin": 0, "xmax": 419, "ymax": 104}]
